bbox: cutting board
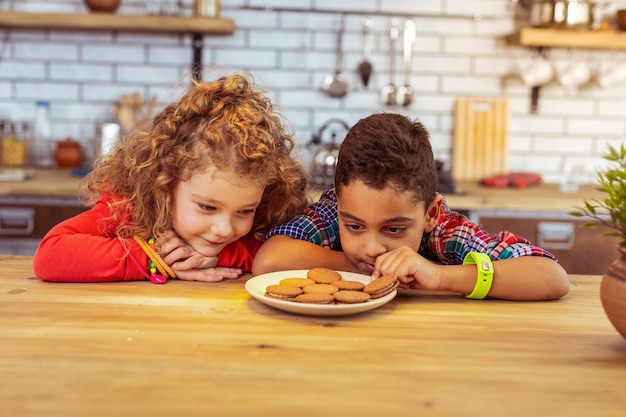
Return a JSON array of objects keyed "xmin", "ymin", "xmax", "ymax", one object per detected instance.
[{"xmin": 452, "ymin": 97, "xmax": 509, "ymax": 182}]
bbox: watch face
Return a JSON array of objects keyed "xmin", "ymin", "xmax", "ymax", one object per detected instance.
[{"xmin": 481, "ymin": 261, "xmax": 492, "ymax": 271}]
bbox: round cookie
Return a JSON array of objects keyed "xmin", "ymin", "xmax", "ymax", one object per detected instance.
[
  {"xmin": 294, "ymin": 293, "xmax": 334, "ymax": 304},
  {"xmin": 334, "ymin": 290, "xmax": 371, "ymax": 304},
  {"xmin": 302, "ymin": 283, "xmax": 339, "ymax": 295},
  {"xmin": 307, "ymin": 267, "xmax": 342, "ymax": 284},
  {"xmin": 333, "ymin": 280, "xmax": 365, "ymax": 291},
  {"xmin": 363, "ymin": 274, "xmax": 399, "ymax": 299},
  {"xmin": 279, "ymin": 277, "xmax": 315, "ymax": 288},
  {"xmin": 265, "ymin": 284, "xmax": 302, "ymax": 300}
]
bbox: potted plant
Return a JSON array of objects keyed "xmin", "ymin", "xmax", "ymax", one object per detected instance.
[{"xmin": 570, "ymin": 143, "xmax": 626, "ymax": 338}]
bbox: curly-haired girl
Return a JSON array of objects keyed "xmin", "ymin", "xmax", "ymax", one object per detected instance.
[{"xmin": 34, "ymin": 74, "xmax": 308, "ymax": 283}]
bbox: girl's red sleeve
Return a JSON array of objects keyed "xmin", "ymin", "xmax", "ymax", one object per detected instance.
[
  {"xmin": 32, "ymin": 200, "xmax": 147, "ymax": 282},
  {"xmin": 216, "ymin": 235, "xmax": 263, "ymax": 272}
]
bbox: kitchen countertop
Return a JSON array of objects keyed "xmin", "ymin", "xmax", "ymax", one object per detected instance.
[
  {"xmin": 0, "ymin": 169, "xmax": 602, "ymax": 212},
  {"xmin": 445, "ymin": 181, "xmax": 602, "ymax": 213},
  {"xmin": 0, "ymin": 169, "xmax": 81, "ymax": 199},
  {"xmin": 1, "ymin": 254, "xmax": 624, "ymax": 416}
]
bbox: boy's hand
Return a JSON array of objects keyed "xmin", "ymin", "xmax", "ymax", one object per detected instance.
[
  {"xmin": 372, "ymin": 246, "xmax": 440, "ymax": 290},
  {"xmin": 156, "ymin": 230, "xmax": 244, "ymax": 282}
]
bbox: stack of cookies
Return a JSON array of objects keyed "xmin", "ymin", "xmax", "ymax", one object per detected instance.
[{"xmin": 265, "ymin": 268, "xmax": 399, "ymax": 305}]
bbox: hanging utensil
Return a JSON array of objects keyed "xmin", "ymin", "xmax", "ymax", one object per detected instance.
[
  {"xmin": 322, "ymin": 15, "xmax": 349, "ymax": 98},
  {"xmin": 380, "ymin": 19, "xmax": 399, "ymax": 106},
  {"xmin": 396, "ymin": 19, "xmax": 416, "ymax": 107},
  {"xmin": 357, "ymin": 19, "xmax": 374, "ymax": 88}
]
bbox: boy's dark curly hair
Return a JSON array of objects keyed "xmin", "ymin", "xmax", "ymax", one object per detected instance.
[{"xmin": 335, "ymin": 113, "xmax": 437, "ymax": 205}]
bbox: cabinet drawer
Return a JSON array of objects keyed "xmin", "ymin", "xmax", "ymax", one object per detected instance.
[
  {"xmin": 472, "ymin": 211, "xmax": 619, "ymax": 275},
  {"xmin": 0, "ymin": 196, "xmax": 86, "ymax": 239}
]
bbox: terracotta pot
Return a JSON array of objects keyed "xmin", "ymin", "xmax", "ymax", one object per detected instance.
[
  {"xmin": 54, "ymin": 138, "xmax": 82, "ymax": 168},
  {"xmin": 84, "ymin": 0, "xmax": 121, "ymax": 13},
  {"xmin": 600, "ymin": 246, "xmax": 626, "ymax": 339}
]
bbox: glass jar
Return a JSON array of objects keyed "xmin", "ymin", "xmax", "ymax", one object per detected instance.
[
  {"xmin": 1, "ymin": 120, "xmax": 30, "ymax": 168},
  {"xmin": 31, "ymin": 101, "xmax": 54, "ymax": 168}
]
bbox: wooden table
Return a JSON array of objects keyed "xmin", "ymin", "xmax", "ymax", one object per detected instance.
[{"xmin": 1, "ymin": 255, "xmax": 625, "ymax": 417}]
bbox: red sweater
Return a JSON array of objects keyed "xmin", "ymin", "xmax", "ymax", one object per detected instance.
[{"xmin": 33, "ymin": 199, "xmax": 262, "ymax": 282}]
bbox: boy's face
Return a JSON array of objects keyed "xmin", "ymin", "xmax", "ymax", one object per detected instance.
[{"xmin": 337, "ymin": 180, "xmax": 440, "ymax": 276}]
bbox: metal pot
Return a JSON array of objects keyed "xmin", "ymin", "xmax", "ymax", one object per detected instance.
[
  {"xmin": 552, "ymin": 0, "xmax": 592, "ymax": 29},
  {"xmin": 308, "ymin": 119, "xmax": 350, "ymax": 190},
  {"xmin": 530, "ymin": 0, "xmax": 593, "ymax": 29}
]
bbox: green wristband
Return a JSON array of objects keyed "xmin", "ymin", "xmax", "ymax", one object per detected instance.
[{"xmin": 463, "ymin": 252, "xmax": 494, "ymax": 299}]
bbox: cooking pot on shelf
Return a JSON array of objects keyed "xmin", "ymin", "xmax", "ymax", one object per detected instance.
[
  {"xmin": 307, "ymin": 119, "xmax": 350, "ymax": 190},
  {"xmin": 553, "ymin": 0, "xmax": 592, "ymax": 29},
  {"xmin": 530, "ymin": 0, "xmax": 593, "ymax": 29}
]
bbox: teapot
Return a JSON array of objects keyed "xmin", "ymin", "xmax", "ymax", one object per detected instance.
[{"xmin": 308, "ymin": 119, "xmax": 350, "ymax": 190}]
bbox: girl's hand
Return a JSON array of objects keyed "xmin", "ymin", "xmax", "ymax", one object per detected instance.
[
  {"xmin": 156, "ymin": 230, "xmax": 207, "ymax": 267},
  {"xmin": 174, "ymin": 266, "xmax": 244, "ymax": 282},
  {"xmin": 156, "ymin": 230, "xmax": 243, "ymax": 282},
  {"xmin": 372, "ymin": 246, "xmax": 441, "ymax": 290}
]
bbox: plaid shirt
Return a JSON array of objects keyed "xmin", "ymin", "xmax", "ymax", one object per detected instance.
[{"xmin": 266, "ymin": 189, "xmax": 557, "ymax": 264}]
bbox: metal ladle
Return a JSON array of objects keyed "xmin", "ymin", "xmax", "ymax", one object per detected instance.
[
  {"xmin": 322, "ymin": 16, "xmax": 349, "ymax": 98},
  {"xmin": 396, "ymin": 19, "xmax": 416, "ymax": 107},
  {"xmin": 379, "ymin": 19, "xmax": 399, "ymax": 106},
  {"xmin": 357, "ymin": 19, "xmax": 374, "ymax": 88}
]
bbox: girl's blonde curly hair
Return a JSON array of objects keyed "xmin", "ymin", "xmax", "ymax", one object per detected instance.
[{"xmin": 80, "ymin": 74, "xmax": 308, "ymax": 241}]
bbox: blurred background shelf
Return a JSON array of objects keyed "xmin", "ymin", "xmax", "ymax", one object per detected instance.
[
  {"xmin": 0, "ymin": 10, "xmax": 234, "ymax": 34},
  {"xmin": 517, "ymin": 27, "xmax": 626, "ymax": 49}
]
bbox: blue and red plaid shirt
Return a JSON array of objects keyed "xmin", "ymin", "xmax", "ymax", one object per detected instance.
[{"xmin": 266, "ymin": 189, "xmax": 557, "ymax": 264}]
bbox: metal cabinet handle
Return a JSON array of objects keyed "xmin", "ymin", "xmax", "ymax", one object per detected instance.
[
  {"xmin": 537, "ymin": 222, "xmax": 575, "ymax": 250},
  {"xmin": 0, "ymin": 208, "xmax": 35, "ymax": 235}
]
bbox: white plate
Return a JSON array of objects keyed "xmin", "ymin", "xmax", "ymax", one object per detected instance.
[{"xmin": 245, "ymin": 269, "xmax": 397, "ymax": 317}]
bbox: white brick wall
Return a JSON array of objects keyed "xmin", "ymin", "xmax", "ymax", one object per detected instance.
[{"xmin": 1, "ymin": 0, "xmax": 625, "ymax": 185}]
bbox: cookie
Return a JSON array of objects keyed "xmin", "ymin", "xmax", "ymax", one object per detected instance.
[
  {"xmin": 279, "ymin": 277, "xmax": 315, "ymax": 288},
  {"xmin": 333, "ymin": 280, "xmax": 365, "ymax": 291},
  {"xmin": 294, "ymin": 293, "xmax": 334, "ymax": 304},
  {"xmin": 307, "ymin": 267, "xmax": 342, "ymax": 284},
  {"xmin": 302, "ymin": 283, "xmax": 339, "ymax": 295},
  {"xmin": 363, "ymin": 274, "xmax": 399, "ymax": 299},
  {"xmin": 334, "ymin": 290, "xmax": 371, "ymax": 304},
  {"xmin": 265, "ymin": 284, "xmax": 303, "ymax": 300}
]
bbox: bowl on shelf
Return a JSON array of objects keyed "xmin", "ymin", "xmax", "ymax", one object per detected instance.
[
  {"xmin": 83, "ymin": 0, "xmax": 121, "ymax": 13},
  {"xmin": 617, "ymin": 9, "xmax": 626, "ymax": 31}
]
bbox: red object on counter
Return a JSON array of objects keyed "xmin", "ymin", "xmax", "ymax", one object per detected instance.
[
  {"xmin": 54, "ymin": 137, "xmax": 82, "ymax": 168},
  {"xmin": 480, "ymin": 172, "xmax": 542, "ymax": 188}
]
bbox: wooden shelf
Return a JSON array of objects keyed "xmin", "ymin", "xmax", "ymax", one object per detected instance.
[
  {"xmin": 517, "ymin": 27, "xmax": 626, "ymax": 49},
  {"xmin": 0, "ymin": 11, "xmax": 234, "ymax": 34}
]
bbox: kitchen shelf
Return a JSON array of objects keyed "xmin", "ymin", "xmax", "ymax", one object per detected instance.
[
  {"xmin": 0, "ymin": 11, "xmax": 234, "ymax": 34},
  {"xmin": 0, "ymin": 10, "xmax": 235, "ymax": 81},
  {"xmin": 517, "ymin": 27, "xmax": 626, "ymax": 49}
]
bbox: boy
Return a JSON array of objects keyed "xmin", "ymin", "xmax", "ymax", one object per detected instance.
[{"xmin": 252, "ymin": 113, "xmax": 569, "ymax": 301}]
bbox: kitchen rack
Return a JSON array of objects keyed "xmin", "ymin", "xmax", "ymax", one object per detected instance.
[
  {"xmin": 0, "ymin": 11, "xmax": 235, "ymax": 81},
  {"xmin": 0, "ymin": 11, "xmax": 234, "ymax": 34},
  {"xmin": 513, "ymin": 27, "xmax": 626, "ymax": 113}
]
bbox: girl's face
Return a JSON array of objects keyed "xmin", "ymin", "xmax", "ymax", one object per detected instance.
[
  {"xmin": 171, "ymin": 166, "xmax": 264, "ymax": 257},
  {"xmin": 337, "ymin": 180, "xmax": 441, "ymax": 276}
]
